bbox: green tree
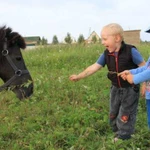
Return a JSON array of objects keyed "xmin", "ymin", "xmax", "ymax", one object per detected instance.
[
  {"xmin": 92, "ymin": 35, "xmax": 97, "ymax": 43},
  {"xmin": 64, "ymin": 33, "xmax": 72, "ymax": 44},
  {"xmin": 52, "ymin": 35, "xmax": 59, "ymax": 44},
  {"xmin": 77, "ymin": 34, "xmax": 85, "ymax": 44},
  {"xmin": 41, "ymin": 37, "xmax": 48, "ymax": 45}
]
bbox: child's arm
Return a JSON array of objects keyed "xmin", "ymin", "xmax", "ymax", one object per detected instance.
[
  {"xmin": 140, "ymin": 82, "xmax": 146, "ymax": 97},
  {"xmin": 118, "ymin": 70, "xmax": 131, "ymax": 80},
  {"xmin": 127, "ymin": 69, "xmax": 150, "ymax": 84},
  {"xmin": 133, "ymin": 69, "xmax": 150, "ymax": 84},
  {"xmin": 126, "ymin": 74, "xmax": 134, "ymax": 84},
  {"xmin": 118, "ymin": 65, "xmax": 146, "ymax": 80},
  {"xmin": 130, "ymin": 65, "xmax": 146, "ymax": 75},
  {"xmin": 69, "ymin": 63, "xmax": 102, "ymax": 82}
]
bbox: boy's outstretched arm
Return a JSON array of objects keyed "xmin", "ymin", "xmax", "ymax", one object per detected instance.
[{"xmin": 69, "ymin": 63, "xmax": 102, "ymax": 82}]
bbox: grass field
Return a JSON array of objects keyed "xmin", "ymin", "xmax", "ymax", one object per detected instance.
[{"xmin": 0, "ymin": 43, "xmax": 150, "ymax": 150}]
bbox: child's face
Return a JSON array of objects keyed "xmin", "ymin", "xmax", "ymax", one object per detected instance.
[{"xmin": 101, "ymin": 29, "xmax": 121, "ymax": 53}]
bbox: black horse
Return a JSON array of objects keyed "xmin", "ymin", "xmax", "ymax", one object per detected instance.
[{"xmin": 0, "ymin": 26, "xmax": 33, "ymax": 100}]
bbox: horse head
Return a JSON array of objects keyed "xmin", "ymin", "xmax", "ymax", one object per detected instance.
[{"xmin": 0, "ymin": 26, "xmax": 33, "ymax": 100}]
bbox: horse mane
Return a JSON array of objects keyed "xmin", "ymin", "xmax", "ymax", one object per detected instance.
[{"xmin": 0, "ymin": 26, "xmax": 26, "ymax": 49}]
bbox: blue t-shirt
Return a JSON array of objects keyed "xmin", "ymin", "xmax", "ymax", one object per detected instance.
[
  {"xmin": 130, "ymin": 57, "xmax": 150, "ymax": 99},
  {"xmin": 96, "ymin": 47, "xmax": 144, "ymax": 67}
]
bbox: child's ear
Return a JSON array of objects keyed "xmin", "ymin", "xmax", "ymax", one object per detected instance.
[{"xmin": 115, "ymin": 34, "xmax": 121, "ymax": 42}]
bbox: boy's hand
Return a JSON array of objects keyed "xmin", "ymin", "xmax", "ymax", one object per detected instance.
[
  {"xmin": 69, "ymin": 75, "xmax": 79, "ymax": 82},
  {"xmin": 126, "ymin": 74, "xmax": 133, "ymax": 84},
  {"xmin": 118, "ymin": 70, "xmax": 130, "ymax": 80}
]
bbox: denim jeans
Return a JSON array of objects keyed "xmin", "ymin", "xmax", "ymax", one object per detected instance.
[{"xmin": 109, "ymin": 85, "xmax": 140, "ymax": 139}]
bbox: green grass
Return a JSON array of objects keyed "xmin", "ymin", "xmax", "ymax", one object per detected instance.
[{"xmin": 0, "ymin": 43, "xmax": 150, "ymax": 149}]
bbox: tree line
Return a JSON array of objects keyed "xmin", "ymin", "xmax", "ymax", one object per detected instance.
[{"xmin": 52, "ymin": 32, "xmax": 99, "ymax": 44}]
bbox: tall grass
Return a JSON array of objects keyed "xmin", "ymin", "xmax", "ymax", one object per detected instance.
[{"xmin": 0, "ymin": 43, "xmax": 149, "ymax": 149}]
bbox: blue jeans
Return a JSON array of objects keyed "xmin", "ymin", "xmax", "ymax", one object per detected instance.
[
  {"xmin": 146, "ymin": 99, "xmax": 150, "ymax": 129},
  {"xmin": 110, "ymin": 85, "xmax": 140, "ymax": 139}
]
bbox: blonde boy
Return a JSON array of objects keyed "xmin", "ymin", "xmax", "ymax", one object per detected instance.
[{"xmin": 69, "ymin": 23, "xmax": 145, "ymax": 142}]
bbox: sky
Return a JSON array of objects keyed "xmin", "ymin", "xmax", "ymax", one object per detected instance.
[{"xmin": 1, "ymin": 0, "xmax": 150, "ymax": 43}]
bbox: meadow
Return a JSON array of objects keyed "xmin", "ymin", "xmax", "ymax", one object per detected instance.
[{"xmin": 0, "ymin": 43, "xmax": 150, "ymax": 150}]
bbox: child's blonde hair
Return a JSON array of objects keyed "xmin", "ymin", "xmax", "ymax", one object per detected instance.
[{"xmin": 102, "ymin": 23, "xmax": 124, "ymax": 40}]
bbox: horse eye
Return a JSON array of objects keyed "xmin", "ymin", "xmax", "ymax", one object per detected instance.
[{"xmin": 16, "ymin": 56, "xmax": 22, "ymax": 61}]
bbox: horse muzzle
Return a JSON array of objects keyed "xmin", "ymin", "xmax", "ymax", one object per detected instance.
[{"xmin": 12, "ymin": 81, "xmax": 34, "ymax": 100}]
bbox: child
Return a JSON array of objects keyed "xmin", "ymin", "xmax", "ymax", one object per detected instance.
[
  {"xmin": 119, "ymin": 57, "xmax": 150, "ymax": 129},
  {"xmin": 69, "ymin": 23, "xmax": 145, "ymax": 142}
]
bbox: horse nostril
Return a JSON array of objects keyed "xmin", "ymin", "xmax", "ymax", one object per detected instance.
[{"xmin": 16, "ymin": 56, "xmax": 22, "ymax": 61}]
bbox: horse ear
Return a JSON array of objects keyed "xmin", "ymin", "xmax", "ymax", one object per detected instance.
[
  {"xmin": 5, "ymin": 27, "xmax": 12, "ymax": 37},
  {"xmin": 9, "ymin": 32, "xmax": 26, "ymax": 49},
  {"xmin": 17, "ymin": 36, "xmax": 26, "ymax": 49}
]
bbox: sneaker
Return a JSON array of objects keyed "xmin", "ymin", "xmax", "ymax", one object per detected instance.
[
  {"xmin": 114, "ymin": 137, "xmax": 119, "ymax": 143},
  {"xmin": 113, "ymin": 134, "xmax": 131, "ymax": 143},
  {"xmin": 113, "ymin": 132, "xmax": 118, "ymax": 143}
]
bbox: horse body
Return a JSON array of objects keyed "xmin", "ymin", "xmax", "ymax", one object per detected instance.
[{"xmin": 0, "ymin": 26, "xmax": 33, "ymax": 100}]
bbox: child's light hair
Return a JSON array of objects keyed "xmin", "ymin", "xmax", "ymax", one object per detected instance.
[{"xmin": 102, "ymin": 23, "xmax": 124, "ymax": 40}]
